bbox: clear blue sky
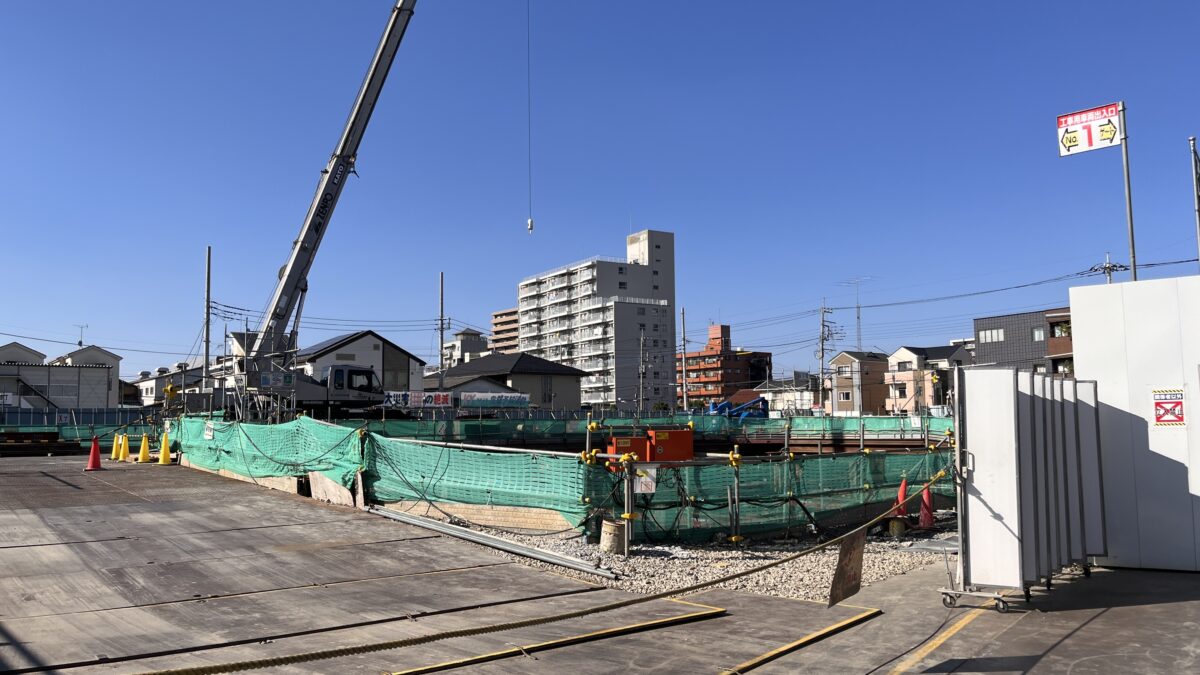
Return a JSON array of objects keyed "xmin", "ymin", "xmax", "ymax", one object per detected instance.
[{"xmin": 3, "ymin": 1, "xmax": 1199, "ymax": 378}]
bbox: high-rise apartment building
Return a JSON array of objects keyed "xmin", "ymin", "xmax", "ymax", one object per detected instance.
[
  {"xmin": 489, "ymin": 308, "xmax": 519, "ymax": 354},
  {"xmin": 516, "ymin": 230, "xmax": 676, "ymax": 410}
]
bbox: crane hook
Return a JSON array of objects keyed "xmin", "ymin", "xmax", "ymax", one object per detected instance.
[{"xmin": 527, "ymin": 217, "xmax": 534, "ymax": 235}]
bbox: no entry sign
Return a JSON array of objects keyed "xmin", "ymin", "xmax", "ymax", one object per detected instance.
[
  {"xmin": 1153, "ymin": 388, "xmax": 1185, "ymax": 426},
  {"xmin": 1058, "ymin": 103, "xmax": 1122, "ymax": 157}
]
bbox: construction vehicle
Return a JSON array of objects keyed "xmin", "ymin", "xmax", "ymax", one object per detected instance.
[
  {"xmin": 706, "ymin": 396, "xmax": 769, "ymax": 419},
  {"xmin": 235, "ymin": 1, "xmax": 417, "ymax": 419}
]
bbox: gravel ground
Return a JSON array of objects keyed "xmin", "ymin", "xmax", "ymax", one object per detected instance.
[{"xmin": 437, "ymin": 516, "xmax": 958, "ymax": 603}]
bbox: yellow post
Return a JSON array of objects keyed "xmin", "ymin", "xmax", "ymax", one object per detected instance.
[
  {"xmin": 119, "ymin": 434, "xmax": 130, "ymax": 462},
  {"xmin": 137, "ymin": 434, "xmax": 152, "ymax": 463},
  {"xmin": 110, "ymin": 435, "xmax": 121, "ymax": 461},
  {"xmin": 158, "ymin": 432, "xmax": 172, "ymax": 465}
]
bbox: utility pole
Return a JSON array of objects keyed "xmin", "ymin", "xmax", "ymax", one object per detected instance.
[
  {"xmin": 1191, "ymin": 137, "xmax": 1200, "ymax": 271},
  {"xmin": 817, "ymin": 300, "xmax": 830, "ymax": 414},
  {"xmin": 838, "ymin": 277, "xmax": 870, "ymax": 351},
  {"xmin": 638, "ymin": 326, "xmax": 646, "ymax": 416},
  {"xmin": 1090, "ymin": 253, "xmax": 1128, "ymax": 285},
  {"xmin": 680, "ymin": 307, "xmax": 688, "ymax": 411},
  {"xmin": 438, "ymin": 272, "xmax": 445, "ymax": 392},
  {"xmin": 203, "ymin": 246, "xmax": 211, "ymax": 410},
  {"xmin": 73, "ymin": 324, "xmax": 88, "ymax": 348}
]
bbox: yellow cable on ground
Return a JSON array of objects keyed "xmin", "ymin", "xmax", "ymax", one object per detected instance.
[
  {"xmin": 142, "ymin": 468, "xmax": 951, "ymax": 675},
  {"xmin": 718, "ymin": 607, "xmax": 882, "ymax": 674}
]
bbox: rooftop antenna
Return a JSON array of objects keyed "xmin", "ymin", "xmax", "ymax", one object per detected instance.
[
  {"xmin": 525, "ymin": 0, "xmax": 535, "ymax": 235},
  {"xmin": 73, "ymin": 323, "xmax": 88, "ymax": 348}
]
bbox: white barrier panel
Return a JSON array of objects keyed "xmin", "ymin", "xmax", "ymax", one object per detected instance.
[
  {"xmin": 963, "ymin": 369, "xmax": 1024, "ymax": 589},
  {"xmin": 1016, "ymin": 371, "xmax": 1042, "ymax": 584},
  {"xmin": 1075, "ymin": 381, "xmax": 1108, "ymax": 556},
  {"xmin": 1062, "ymin": 380, "xmax": 1086, "ymax": 563},
  {"xmin": 1033, "ymin": 375, "xmax": 1055, "ymax": 576},
  {"xmin": 1050, "ymin": 378, "xmax": 1069, "ymax": 568}
]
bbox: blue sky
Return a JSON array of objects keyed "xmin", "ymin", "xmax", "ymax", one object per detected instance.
[{"xmin": 3, "ymin": 1, "xmax": 1199, "ymax": 378}]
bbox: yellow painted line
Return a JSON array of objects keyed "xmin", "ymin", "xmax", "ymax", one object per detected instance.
[
  {"xmin": 717, "ymin": 607, "xmax": 882, "ymax": 674},
  {"xmin": 888, "ymin": 592, "xmax": 1008, "ymax": 674},
  {"xmin": 391, "ymin": 600, "xmax": 726, "ymax": 674}
]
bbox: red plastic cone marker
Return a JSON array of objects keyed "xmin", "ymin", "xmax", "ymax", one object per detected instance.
[
  {"xmin": 895, "ymin": 476, "xmax": 908, "ymax": 517},
  {"xmin": 919, "ymin": 486, "xmax": 934, "ymax": 528},
  {"xmin": 84, "ymin": 435, "xmax": 104, "ymax": 472}
]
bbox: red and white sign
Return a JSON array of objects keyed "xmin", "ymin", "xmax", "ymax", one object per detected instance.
[
  {"xmin": 1153, "ymin": 389, "xmax": 1185, "ymax": 426},
  {"xmin": 1057, "ymin": 103, "xmax": 1121, "ymax": 157}
]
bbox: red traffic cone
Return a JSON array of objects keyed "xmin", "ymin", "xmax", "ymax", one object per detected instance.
[
  {"xmin": 895, "ymin": 476, "xmax": 908, "ymax": 517},
  {"xmin": 919, "ymin": 486, "xmax": 934, "ymax": 528},
  {"xmin": 84, "ymin": 435, "xmax": 104, "ymax": 472}
]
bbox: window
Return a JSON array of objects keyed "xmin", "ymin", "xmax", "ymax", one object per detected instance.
[
  {"xmin": 333, "ymin": 369, "xmax": 345, "ymax": 390},
  {"xmin": 1052, "ymin": 322, "xmax": 1071, "ymax": 338},
  {"xmin": 836, "ymin": 365, "xmax": 851, "ymax": 376},
  {"xmin": 838, "ymin": 391, "xmax": 852, "ymax": 401},
  {"xmin": 348, "ymin": 370, "xmax": 379, "ymax": 393},
  {"xmin": 896, "ymin": 361, "xmax": 912, "ymax": 372},
  {"xmin": 653, "ymin": 270, "xmax": 659, "ymax": 276},
  {"xmin": 618, "ymin": 266, "xmax": 626, "ymax": 274},
  {"xmin": 652, "ymin": 339, "xmax": 659, "ymax": 347},
  {"xmin": 978, "ymin": 328, "xmax": 1005, "ymax": 344},
  {"xmin": 1033, "ymin": 364, "xmax": 1047, "ymax": 374},
  {"xmin": 893, "ymin": 384, "xmax": 907, "ymax": 399},
  {"xmin": 618, "ymin": 281, "xmax": 628, "ymax": 290},
  {"xmin": 1032, "ymin": 327, "xmax": 1046, "ymax": 342},
  {"xmin": 372, "ymin": 344, "xmax": 380, "ymax": 351},
  {"xmin": 653, "ymin": 285, "xmax": 659, "ymax": 290},
  {"xmin": 636, "ymin": 307, "xmax": 645, "ymax": 315},
  {"xmin": 653, "ymin": 324, "xmax": 659, "ymax": 332}
]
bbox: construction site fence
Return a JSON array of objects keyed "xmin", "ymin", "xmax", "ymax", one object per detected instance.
[
  {"xmin": 0, "ymin": 407, "xmax": 158, "ymax": 442},
  {"xmin": 338, "ymin": 414, "xmax": 954, "ymax": 446},
  {"xmin": 171, "ymin": 415, "xmax": 954, "ymax": 543}
]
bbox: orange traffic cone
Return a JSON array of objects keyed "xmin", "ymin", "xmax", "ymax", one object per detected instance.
[
  {"xmin": 919, "ymin": 486, "xmax": 934, "ymax": 528},
  {"xmin": 895, "ymin": 475, "xmax": 909, "ymax": 517},
  {"xmin": 84, "ymin": 436, "xmax": 103, "ymax": 472}
]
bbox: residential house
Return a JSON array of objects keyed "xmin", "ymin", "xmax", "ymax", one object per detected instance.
[
  {"xmin": 883, "ymin": 345, "xmax": 970, "ymax": 415},
  {"xmin": 294, "ymin": 330, "xmax": 425, "ymax": 393},
  {"xmin": 0, "ymin": 342, "xmax": 121, "ymax": 408},
  {"xmin": 826, "ymin": 351, "xmax": 888, "ymax": 416},
  {"xmin": 753, "ymin": 372, "xmax": 820, "ymax": 414},
  {"xmin": 1045, "ymin": 307, "xmax": 1073, "ymax": 375},
  {"xmin": 423, "ymin": 352, "xmax": 586, "ymax": 409},
  {"xmin": 972, "ymin": 306, "xmax": 1070, "ymax": 373}
]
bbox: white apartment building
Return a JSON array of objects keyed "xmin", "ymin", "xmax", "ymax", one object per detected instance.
[{"xmin": 516, "ymin": 230, "xmax": 676, "ymax": 411}]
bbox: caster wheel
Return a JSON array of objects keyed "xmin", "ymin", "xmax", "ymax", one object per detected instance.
[
  {"xmin": 1083, "ymin": 565, "xmax": 1091, "ymax": 578},
  {"xmin": 1023, "ymin": 587, "xmax": 1032, "ymax": 603},
  {"xmin": 941, "ymin": 594, "xmax": 957, "ymax": 608},
  {"xmin": 996, "ymin": 599, "xmax": 1010, "ymax": 613}
]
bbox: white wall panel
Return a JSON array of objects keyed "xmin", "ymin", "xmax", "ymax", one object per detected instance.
[
  {"xmin": 1016, "ymin": 371, "xmax": 1042, "ymax": 583},
  {"xmin": 963, "ymin": 369, "xmax": 1024, "ymax": 589},
  {"xmin": 1062, "ymin": 380, "xmax": 1085, "ymax": 563},
  {"xmin": 1075, "ymin": 380, "xmax": 1107, "ymax": 556}
]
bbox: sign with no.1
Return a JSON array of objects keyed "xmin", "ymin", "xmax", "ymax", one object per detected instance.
[{"xmin": 1058, "ymin": 103, "xmax": 1121, "ymax": 156}]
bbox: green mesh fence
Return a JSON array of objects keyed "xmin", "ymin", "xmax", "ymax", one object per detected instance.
[
  {"xmin": 168, "ymin": 416, "xmax": 953, "ymax": 541},
  {"xmin": 173, "ymin": 416, "xmax": 363, "ymax": 488},
  {"xmin": 0, "ymin": 424, "xmax": 157, "ymax": 443},
  {"xmin": 342, "ymin": 415, "xmax": 952, "ymax": 447}
]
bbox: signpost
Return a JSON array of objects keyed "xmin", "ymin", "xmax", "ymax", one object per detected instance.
[{"xmin": 1057, "ymin": 101, "xmax": 1137, "ymax": 280}]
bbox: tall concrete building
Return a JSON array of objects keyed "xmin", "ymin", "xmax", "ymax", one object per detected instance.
[{"xmin": 516, "ymin": 230, "xmax": 676, "ymax": 410}]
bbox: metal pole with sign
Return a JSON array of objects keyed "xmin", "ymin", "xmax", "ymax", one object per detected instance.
[
  {"xmin": 1191, "ymin": 137, "xmax": 1200, "ymax": 272},
  {"xmin": 1057, "ymin": 101, "xmax": 1136, "ymax": 280}
]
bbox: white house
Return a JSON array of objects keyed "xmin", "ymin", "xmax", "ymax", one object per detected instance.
[
  {"xmin": 0, "ymin": 342, "xmax": 122, "ymax": 408},
  {"xmin": 295, "ymin": 331, "xmax": 425, "ymax": 393}
]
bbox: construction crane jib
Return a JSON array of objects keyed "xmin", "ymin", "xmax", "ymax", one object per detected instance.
[{"xmin": 248, "ymin": 0, "xmax": 418, "ymax": 368}]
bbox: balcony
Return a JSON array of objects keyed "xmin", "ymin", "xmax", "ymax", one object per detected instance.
[
  {"xmin": 544, "ymin": 305, "xmax": 570, "ymax": 320},
  {"xmin": 518, "ymin": 284, "xmax": 540, "ymax": 299},
  {"xmin": 518, "ymin": 325, "xmax": 540, "ymax": 338},
  {"xmin": 545, "ymin": 320, "xmax": 572, "ymax": 333},
  {"xmin": 1046, "ymin": 335, "xmax": 1073, "ymax": 358},
  {"xmin": 582, "ymin": 375, "xmax": 614, "ymax": 389},
  {"xmin": 575, "ymin": 297, "xmax": 605, "ymax": 313}
]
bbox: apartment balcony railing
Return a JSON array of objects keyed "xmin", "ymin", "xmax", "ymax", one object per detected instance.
[
  {"xmin": 518, "ymin": 284, "xmax": 540, "ymax": 299},
  {"xmin": 518, "ymin": 325, "xmax": 540, "ymax": 338},
  {"xmin": 582, "ymin": 375, "xmax": 614, "ymax": 388},
  {"xmin": 545, "ymin": 321, "xmax": 572, "ymax": 333},
  {"xmin": 574, "ymin": 297, "xmax": 606, "ymax": 312}
]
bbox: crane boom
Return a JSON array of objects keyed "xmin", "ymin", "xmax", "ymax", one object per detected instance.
[{"xmin": 249, "ymin": 0, "xmax": 417, "ymax": 364}]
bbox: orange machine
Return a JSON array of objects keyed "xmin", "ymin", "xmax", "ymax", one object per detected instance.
[
  {"xmin": 607, "ymin": 436, "xmax": 650, "ymax": 472},
  {"xmin": 646, "ymin": 428, "xmax": 694, "ymax": 462}
]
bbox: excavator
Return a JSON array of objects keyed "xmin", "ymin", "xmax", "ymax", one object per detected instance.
[{"xmin": 234, "ymin": 1, "xmax": 416, "ymax": 419}]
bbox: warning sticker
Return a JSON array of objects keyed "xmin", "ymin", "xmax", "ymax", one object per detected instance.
[{"xmin": 1153, "ymin": 389, "xmax": 1185, "ymax": 426}]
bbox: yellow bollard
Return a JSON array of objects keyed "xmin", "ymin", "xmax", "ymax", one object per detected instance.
[
  {"xmin": 158, "ymin": 432, "xmax": 172, "ymax": 465},
  {"xmin": 137, "ymin": 434, "xmax": 152, "ymax": 463},
  {"xmin": 119, "ymin": 434, "xmax": 130, "ymax": 462},
  {"xmin": 110, "ymin": 435, "xmax": 121, "ymax": 461}
]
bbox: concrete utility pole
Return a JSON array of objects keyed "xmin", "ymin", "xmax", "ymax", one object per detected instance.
[
  {"xmin": 680, "ymin": 307, "xmax": 688, "ymax": 411},
  {"xmin": 203, "ymin": 246, "xmax": 211, "ymax": 409},
  {"xmin": 817, "ymin": 300, "xmax": 830, "ymax": 414},
  {"xmin": 438, "ymin": 272, "xmax": 445, "ymax": 392},
  {"xmin": 638, "ymin": 326, "xmax": 646, "ymax": 416},
  {"xmin": 1119, "ymin": 102, "xmax": 1137, "ymax": 281}
]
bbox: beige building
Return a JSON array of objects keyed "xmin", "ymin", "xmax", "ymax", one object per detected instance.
[
  {"xmin": 0, "ymin": 342, "xmax": 123, "ymax": 408},
  {"xmin": 882, "ymin": 345, "xmax": 970, "ymax": 415},
  {"xmin": 490, "ymin": 308, "xmax": 519, "ymax": 354},
  {"xmin": 826, "ymin": 351, "xmax": 888, "ymax": 416}
]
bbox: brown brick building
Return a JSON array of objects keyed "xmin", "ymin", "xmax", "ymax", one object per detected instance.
[{"xmin": 676, "ymin": 325, "xmax": 772, "ymax": 411}]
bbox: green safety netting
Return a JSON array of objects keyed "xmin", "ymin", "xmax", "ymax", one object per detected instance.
[
  {"xmin": 0, "ymin": 424, "xmax": 157, "ymax": 442},
  {"xmin": 173, "ymin": 416, "xmax": 363, "ymax": 488},
  {"xmin": 166, "ymin": 416, "xmax": 954, "ymax": 541},
  {"xmin": 341, "ymin": 415, "xmax": 952, "ymax": 447}
]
